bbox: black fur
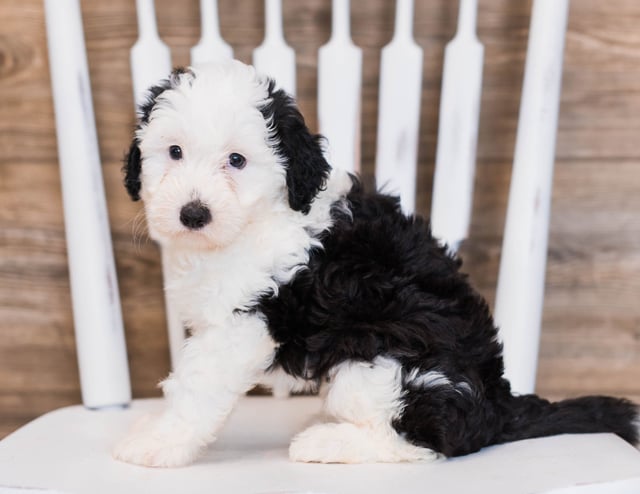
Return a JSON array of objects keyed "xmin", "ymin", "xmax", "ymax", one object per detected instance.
[
  {"xmin": 258, "ymin": 177, "xmax": 639, "ymax": 457},
  {"xmin": 123, "ymin": 138, "xmax": 142, "ymax": 201},
  {"xmin": 259, "ymin": 80, "xmax": 331, "ymax": 214},
  {"xmin": 123, "ymin": 68, "xmax": 193, "ymax": 201}
]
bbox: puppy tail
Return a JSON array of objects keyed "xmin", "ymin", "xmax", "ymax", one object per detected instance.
[{"xmin": 497, "ymin": 394, "xmax": 640, "ymax": 445}]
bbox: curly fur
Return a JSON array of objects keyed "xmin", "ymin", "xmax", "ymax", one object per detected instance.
[{"xmin": 259, "ymin": 80, "xmax": 331, "ymax": 214}]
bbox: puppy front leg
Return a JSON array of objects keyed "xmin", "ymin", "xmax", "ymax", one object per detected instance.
[{"xmin": 113, "ymin": 313, "xmax": 276, "ymax": 467}]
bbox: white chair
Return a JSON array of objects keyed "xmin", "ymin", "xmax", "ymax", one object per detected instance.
[{"xmin": 2, "ymin": 0, "xmax": 640, "ymax": 492}]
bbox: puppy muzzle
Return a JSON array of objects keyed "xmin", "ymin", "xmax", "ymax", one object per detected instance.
[{"xmin": 180, "ymin": 200, "xmax": 212, "ymax": 230}]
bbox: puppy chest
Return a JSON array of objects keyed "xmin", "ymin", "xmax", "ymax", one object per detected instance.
[{"xmin": 166, "ymin": 261, "xmax": 283, "ymax": 328}]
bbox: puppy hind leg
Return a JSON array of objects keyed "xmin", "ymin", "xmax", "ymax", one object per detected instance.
[
  {"xmin": 289, "ymin": 356, "xmax": 440, "ymax": 463},
  {"xmin": 289, "ymin": 422, "xmax": 437, "ymax": 464}
]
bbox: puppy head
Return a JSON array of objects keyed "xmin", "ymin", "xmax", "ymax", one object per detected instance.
[{"xmin": 124, "ymin": 61, "xmax": 330, "ymax": 250}]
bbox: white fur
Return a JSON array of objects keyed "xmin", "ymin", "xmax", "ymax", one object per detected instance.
[
  {"xmin": 406, "ymin": 369, "xmax": 451, "ymax": 389},
  {"xmin": 289, "ymin": 356, "xmax": 440, "ymax": 463},
  {"xmin": 406, "ymin": 368, "xmax": 473, "ymax": 396},
  {"xmin": 114, "ymin": 61, "xmax": 352, "ymax": 467}
]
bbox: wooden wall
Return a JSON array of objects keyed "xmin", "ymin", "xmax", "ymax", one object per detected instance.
[{"xmin": 1, "ymin": 0, "xmax": 639, "ymax": 438}]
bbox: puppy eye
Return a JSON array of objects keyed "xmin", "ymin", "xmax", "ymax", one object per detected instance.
[
  {"xmin": 169, "ymin": 145, "xmax": 182, "ymax": 160},
  {"xmin": 228, "ymin": 153, "xmax": 246, "ymax": 169}
]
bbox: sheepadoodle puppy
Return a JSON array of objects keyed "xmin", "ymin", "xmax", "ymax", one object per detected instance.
[{"xmin": 114, "ymin": 60, "xmax": 638, "ymax": 467}]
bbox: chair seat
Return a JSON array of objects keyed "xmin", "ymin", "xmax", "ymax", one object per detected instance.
[{"xmin": 1, "ymin": 396, "xmax": 639, "ymax": 494}]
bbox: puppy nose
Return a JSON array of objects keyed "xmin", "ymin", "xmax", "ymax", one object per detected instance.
[{"xmin": 180, "ymin": 200, "xmax": 212, "ymax": 230}]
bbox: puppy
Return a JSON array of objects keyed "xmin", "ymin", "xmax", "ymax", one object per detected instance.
[{"xmin": 114, "ymin": 60, "xmax": 639, "ymax": 467}]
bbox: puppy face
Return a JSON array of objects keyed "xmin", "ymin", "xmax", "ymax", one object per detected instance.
[{"xmin": 124, "ymin": 61, "xmax": 331, "ymax": 250}]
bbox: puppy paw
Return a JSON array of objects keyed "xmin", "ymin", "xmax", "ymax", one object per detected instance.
[
  {"xmin": 113, "ymin": 413, "xmax": 204, "ymax": 468},
  {"xmin": 289, "ymin": 423, "xmax": 370, "ymax": 463},
  {"xmin": 290, "ymin": 422, "xmax": 439, "ymax": 464}
]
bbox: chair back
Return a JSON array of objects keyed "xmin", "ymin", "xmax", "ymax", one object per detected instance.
[{"xmin": 43, "ymin": 0, "xmax": 569, "ymax": 409}]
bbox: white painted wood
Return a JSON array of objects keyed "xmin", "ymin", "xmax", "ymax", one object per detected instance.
[
  {"xmin": 494, "ymin": 0, "xmax": 570, "ymax": 395},
  {"xmin": 430, "ymin": 0, "xmax": 484, "ymax": 251},
  {"xmin": 191, "ymin": 0, "xmax": 233, "ymax": 67},
  {"xmin": 131, "ymin": 0, "xmax": 172, "ymax": 110},
  {"xmin": 3, "ymin": 397, "xmax": 640, "ymax": 493},
  {"xmin": 253, "ymin": 0, "xmax": 296, "ymax": 96},
  {"xmin": 43, "ymin": 0, "xmax": 131, "ymax": 409},
  {"xmin": 130, "ymin": 0, "xmax": 183, "ymax": 369},
  {"xmin": 374, "ymin": 0, "xmax": 423, "ymax": 214},
  {"xmin": 318, "ymin": 0, "xmax": 363, "ymax": 173}
]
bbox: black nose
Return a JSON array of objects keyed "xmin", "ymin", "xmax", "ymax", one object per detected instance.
[{"xmin": 180, "ymin": 200, "xmax": 212, "ymax": 230}]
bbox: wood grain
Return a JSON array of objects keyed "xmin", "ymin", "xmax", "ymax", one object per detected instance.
[{"xmin": 1, "ymin": 0, "xmax": 639, "ymax": 439}]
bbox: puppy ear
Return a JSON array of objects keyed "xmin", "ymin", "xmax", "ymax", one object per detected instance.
[
  {"xmin": 123, "ymin": 67, "xmax": 194, "ymax": 202},
  {"xmin": 123, "ymin": 138, "xmax": 142, "ymax": 201},
  {"xmin": 122, "ymin": 80, "xmax": 170, "ymax": 202},
  {"xmin": 260, "ymin": 80, "xmax": 331, "ymax": 214}
]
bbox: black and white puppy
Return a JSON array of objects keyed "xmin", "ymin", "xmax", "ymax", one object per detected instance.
[{"xmin": 115, "ymin": 61, "xmax": 638, "ymax": 467}]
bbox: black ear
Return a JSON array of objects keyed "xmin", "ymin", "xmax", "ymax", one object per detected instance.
[
  {"xmin": 122, "ymin": 79, "xmax": 171, "ymax": 202},
  {"xmin": 123, "ymin": 138, "xmax": 142, "ymax": 201},
  {"xmin": 259, "ymin": 80, "xmax": 331, "ymax": 214},
  {"xmin": 123, "ymin": 67, "xmax": 194, "ymax": 202}
]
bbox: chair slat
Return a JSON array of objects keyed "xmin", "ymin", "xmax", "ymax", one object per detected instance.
[
  {"xmin": 131, "ymin": 1, "xmax": 185, "ymax": 370},
  {"xmin": 44, "ymin": 0, "xmax": 131, "ymax": 408},
  {"xmin": 253, "ymin": 0, "xmax": 296, "ymax": 96},
  {"xmin": 191, "ymin": 0, "xmax": 233, "ymax": 66},
  {"xmin": 374, "ymin": 0, "xmax": 423, "ymax": 214},
  {"xmin": 318, "ymin": 0, "xmax": 362, "ymax": 173},
  {"xmin": 430, "ymin": 0, "xmax": 483, "ymax": 251},
  {"xmin": 494, "ymin": 0, "xmax": 570, "ymax": 394},
  {"xmin": 131, "ymin": 0, "xmax": 172, "ymax": 110}
]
